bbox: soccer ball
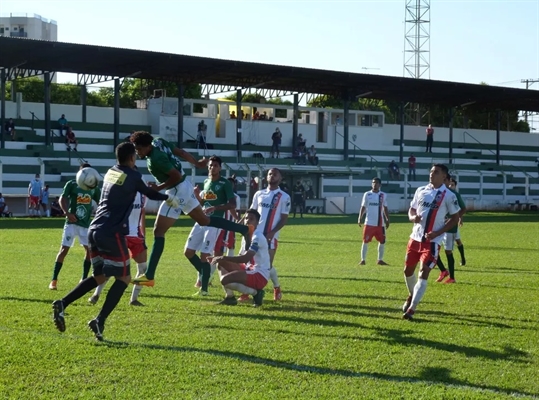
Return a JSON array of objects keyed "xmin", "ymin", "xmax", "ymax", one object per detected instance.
[{"xmin": 76, "ymin": 167, "xmax": 100, "ymax": 191}]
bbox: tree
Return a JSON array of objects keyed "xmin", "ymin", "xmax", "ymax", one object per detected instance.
[{"xmin": 223, "ymin": 92, "xmax": 292, "ymax": 105}]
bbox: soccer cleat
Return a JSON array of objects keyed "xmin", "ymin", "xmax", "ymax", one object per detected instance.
[
  {"xmin": 52, "ymin": 300, "xmax": 66, "ymax": 332},
  {"xmin": 49, "ymin": 280, "xmax": 57, "ymax": 290},
  {"xmin": 192, "ymin": 290, "xmax": 209, "ymax": 297},
  {"xmin": 129, "ymin": 300, "xmax": 145, "ymax": 306},
  {"xmin": 402, "ymin": 308, "xmax": 415, "ymax": 320},
  {"xmin": 194, "ymin": 279, "xmax": 202, "ymax": 288},
  {"xmin": 444, "ymin": 278, "xmax": 456, "ymax": 284},
  {"xmin": 131, "ymin": 275, "xmax": 154, "ymax": 287},
  {"xmin": 238, "ymin": 294, "xmax": 250, "ymax": 302},
  {"xmin": 273, "ymin": 287, "xmax": 282, "ymax": 301},
  {"xmin": 218, "ymin": 296, "xmax": 238, "ymax": 306},
  {"xmin": 377, "ymin": 260, "xmax": 389, "ymax": 266},
  {"xmin": 88, "ymin": 318, "xmax": 104, "ymax": 341},
  {"xmin": 253, "ymin": 289, "xmax": 265, "ymax": 307},
  {"xmin": 88, "ymin": 295, "xmax": 100, "ymax": 305},
  {"xmin": 460, "ymin": 261, "xmax": 466, "ymax": 266},
  {"xmin": 402, "ymin": 295, "xmax": 413, "ymax": 313},
  {"xmin": 435, "ymin": 270, "xmax": 449, "ymax": 282},
  {"xmin": 358, "ymin": 260, "xmax": 366, "ymax": 266}
]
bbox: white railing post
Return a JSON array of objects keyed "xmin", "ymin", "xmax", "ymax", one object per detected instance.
[
  {"xmin": 404, "ymin": 171, "xmax": 408, "ymax": 200},
  {"xmin": 320, "ymin": 174, "xmax": 325, "ymax": 199},
  {"xmin": 191, "ymin": 164, "xmax": 196, "ymax": 185},
  {"xmin": 348, "ymin": 174, "xmax": 353, "ymax": 197},
  {"xmin": 38, "ymin": 158, "xmax": 45, "ymax": 187},
  {"xmin": 525, "ymin": 175, "xmax": 529, "ymax": 201},
  {"xmin": 502, "ymin": 173, "xmax": 507, "ymax": 201},
  {"xmin": 479, "ymin": 172, "xmax": 483, "ymax": 202}
]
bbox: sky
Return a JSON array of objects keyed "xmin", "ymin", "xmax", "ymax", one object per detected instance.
[{"xmin": 1, "ymin": 0, "xmax": 538, "ymax": 89}]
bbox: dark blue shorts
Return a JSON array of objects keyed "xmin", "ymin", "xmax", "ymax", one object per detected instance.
[{"xmin": 88, "ymin": 229, "xmax": 131, "ymax": 277}]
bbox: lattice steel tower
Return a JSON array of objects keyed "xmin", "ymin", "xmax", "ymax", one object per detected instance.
[{"xmin": 403, "ymin": 0, "xmax": 431, "ymax": 79}]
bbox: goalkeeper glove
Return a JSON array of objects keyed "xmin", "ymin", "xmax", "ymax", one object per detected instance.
[{"xmin": 165, "ymin": 195, "xmax": 180, "ymax": 208}]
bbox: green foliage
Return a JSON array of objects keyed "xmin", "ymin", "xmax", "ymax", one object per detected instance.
[
  {"xmin": 224, "ymin": 93, "xmax": 292, "ymax": 105},
  {"xmin": 0, "ymin": 213, "xmax": 538, "ymax": 399}
]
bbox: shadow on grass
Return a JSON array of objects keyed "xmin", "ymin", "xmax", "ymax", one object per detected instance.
[
  {"xmin": 101, "ymin": 340, "xmax": 536, "ymax": 398},
  {"xmin": 281, "ymin": 290, "xmax": 406, "ymax": 302},
  {"xmin": 0, "ymin": 296, "xmax": 52, "ymax": 305},
  {"xmin": 279, "ymin": 275, "xmax": 402, "ymax": 285}
]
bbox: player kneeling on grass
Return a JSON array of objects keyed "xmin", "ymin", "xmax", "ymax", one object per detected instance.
[
  {"xmin": 207, "ymin": 209, "xmax": 269, "ymax": 307},
  {"xmin": 51, "ymin": 142, "xmax": 179, "ymax": 341}
]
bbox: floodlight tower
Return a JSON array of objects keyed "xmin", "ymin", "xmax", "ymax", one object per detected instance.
[{"xmin": 403, "ymin": 0, "xmax": 431, "ymax": 125}]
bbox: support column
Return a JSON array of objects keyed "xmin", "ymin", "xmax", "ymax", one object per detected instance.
[
  {"xmin": 496, "ymin": 109, "xmax": 501, "ymax": 165},
  {"xmin": 399, "ymin": 102, "xmax": 405, "ymax": 163},
  {"xmin": 479, "ymin": 173, "xmax": 483, "ymax": 201},
  {"xmin": 177, "ymin": 83, "xmax": 184, "ymax": 146},
  {"xmin": 320, "ymin": 174, "xmax": 325, "ymax": 199},
  {"xmin": 235, "ymin": 89, "xmax": 242, "ymax": 161},
  {"xmin": 448, "ymin": 107, "xmax": 454, "ymax": 166},
  {"xmin": 404, "ymin": 172, "xmax": 409, "ymax": 200},
  {"xmin": 113, "ymin": 78, "xmax": 120, "ymax": 149},
  {"xmin": 348, "ymin": 174, "xmax": 353, "ymax": 197},
  {"xmin": 525, "ymin": 176, "xmax": 529, "ymax": 201},
  {"xmin": 44, "ymin": 72, "xmax": 51, "ymax": 146},
  {"xmin": 343, "ymin": 98, "xmax": 350, "ymax": 160},
  {"xmin": 80, "ymin": 85, "xmax": 87, "ymax": 123},
  {"xmin": 292, "ymin": 93, "xmax": 299, "ymax": 151},
  {"xmin": 0, "ymin": 69, "xmax": 5, "ymax": 150},
  {"xmin": 502, "ymin": 173, "xmax": 506, "ymax": 201}
]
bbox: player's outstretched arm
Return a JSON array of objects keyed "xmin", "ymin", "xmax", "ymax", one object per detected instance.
[
  {"xmin": 135, "ymin": 178, "xmax": 169, "ymax": 202},
  {"xmin": 173, "ymin": 147, "xmax": 207, "ymax": 169}
]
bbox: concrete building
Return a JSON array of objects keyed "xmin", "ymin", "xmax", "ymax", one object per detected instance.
[{"xmin": 0, "ymin": 13, "xmax": 57, "ymax": 41}]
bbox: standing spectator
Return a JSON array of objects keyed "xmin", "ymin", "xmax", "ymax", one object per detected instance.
[
  {"xmin": 271, "ymin": 128, "xmax": 282, "ymax": 158},
  {"xmin": 58, "ymin": 114, "xmax": 68, "ymax": 137},
  {"xmin": 408, "ymin": 153, "xmax": 416, "ymax": 181},
  {"xmin": 0, "ymin": 193, "xmax": 6, "ymax": 215},
  {"xmin": 197, "ymin": 120, "xmax": 208, "ymax": 149},
  {"xmin": 292, "ymin": 180, "xmax": 305, "ymax": 218},
  {"xmin": 307, "ymin": 145, "xmax": 318, "ymax": 166},
  {"xmin": 229, "ymin": 111, "xmax": 237, "ymax": 119},
  {"xmin": 426, "ymin": 124, "xmax": 434, "ymax": 153},
  {"xmin": 65, "ymin": 127, "xmax": 78, "ymax": 152},
  {"xmin": 28, "ymin": 174, "xmax": 42, "ymax": 217},
  {"xmin": 388, "ymin": 160, "xmax": 400, "ymax": 180},
  {"xmin": 41, "ymin": 184, "xmax": 51, "ymax": 217},
  {"xmin": 4, "ymin": 118, "xmax": 16, "ymax": 141},
  {"xmin": 335, "ymin": 115, "xmax": 342, "ymax": 125},
  {"xmin": 50, "ymin": 196, "xmax": 63, "ymax": 217}
]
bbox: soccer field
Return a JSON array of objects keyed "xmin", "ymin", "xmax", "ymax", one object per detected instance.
[{"xmin": 0, "ymin": 212, "xmax": 538, "ymax": 399}]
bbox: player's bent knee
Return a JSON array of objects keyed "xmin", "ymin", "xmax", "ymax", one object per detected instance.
[{"xmin": 184, "ymin": 248, "xmax": 195, "ymax": 258}]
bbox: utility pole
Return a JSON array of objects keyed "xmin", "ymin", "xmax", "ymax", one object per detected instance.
[{"xmin": 521, "ymin": 79, "xmax": 539, "ymax": 123}]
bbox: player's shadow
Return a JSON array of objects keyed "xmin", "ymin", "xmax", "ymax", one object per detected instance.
[
  {"xmin": 282, "ymin": 290, "xmax": 407, "ymax": 302},
  {"xmin": 459, "ymin": 267, "xmax": 539, "ymax": 275},
  {"xmin": 100, "ymin": 340, "xmax": 537, "ymax": 398},
  {"xmin": 0, "ymin": 296, "xmax": 52, "ymax": 305},
  {"xmin": 279, "ymin": 275, "xmax": 402, "ymax": 285}
]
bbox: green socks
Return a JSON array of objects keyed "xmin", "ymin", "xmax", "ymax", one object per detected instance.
[
  {"xmin": 52, "ymin": 261, "xmax": 63, "ymax": 280},
  {"xmin": 209, "ymin": 216, "xmax": 248, "ymax": 236},
  {"xmin": 188, "ymin": 254, "xmax": 211, "ymax": 292},
  {"xmin": 82, "ymin": 259, "xmax": 91, "ymax": 280},
  {"xmin": 145, "ymin": 237, "xmax": 165, "ymax": 280}
]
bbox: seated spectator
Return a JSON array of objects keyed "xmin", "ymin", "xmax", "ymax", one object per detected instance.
[
  {"xmin": 58, "ymin": 114, "xmax": 68, "ymax": 136},
  {"xmin": 259, "ymin": 111, "xmax": 268, "ymax": 120},
  {"xmin": 307, "ymin": 145, "xmax": 319, "ymax": 166},
  {"xmin": 297, "ymin": 133, "xmax": 307, "ymax": 150},
  {"xmin": 50, "ymin": 196, "xmax": 63, "ymax": 217},
  {"xmin": 197, "ymin": 120, "xmax": 208, "ymax": 149},
  {"xmin": 230, "ymin": 111, "xmax": 237, "ymax": 119},
  {"xmin": 294, "ymin": 146, "xmax": 306, "ymax": 165},
  {"xmin": 0, "ymin": 193, "xmax": 6, "ymax": 215},
  {"xmin": 388, "ymin": 160, "xmax": 400, "ymax": 180},
  {"xmin": 253, "ymin": 111, "xmax": 260, "ymax": 120},
  {"xmin": 65, "ymin": 127, "xmax": 78, "ymax": 152},
  {"xmin": 4, "ymin": 118, "xmax": 16, "ymax": 141}
]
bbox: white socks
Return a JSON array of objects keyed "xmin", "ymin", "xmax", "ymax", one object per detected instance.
[
  {"xmin": 270, "ymin": 267, "xmax": 280, "ymax": 288},
  {"xmin": 130, "ymin": 262, "xmax": 147, "ymax": 302},
  {"xmin": 411, "ymin": 278, "xmax": 428, "ymax": 310},
  {"xmin": 94, "ymin": 279, "xmax": 109, "ymax": 296},
  {"xmin": 361, "ymin": 243, "xmax": 368, "ymax": 261},
  {"xmin": 225, "ymin": 282, "xmax": 257, "ymax": 296},
  {"xmin": 378, "ymin": 244, "xmax": 385, "ymax": 261},
  {"xmin": 405, "ymin": 274, "xmax": 417, "ymax": 294}
]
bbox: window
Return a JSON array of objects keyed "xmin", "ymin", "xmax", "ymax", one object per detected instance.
[{"xmin": 275, "ymin": 108, "xmax": 287, "ymax": 119}]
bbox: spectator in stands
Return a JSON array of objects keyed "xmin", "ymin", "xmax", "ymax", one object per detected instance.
[
  {"xmin": 259, "ymin": 111, "xmax": 268, "ymax": 121},
  {"xmin": 41, "ymin": 184, "xmax": 51, "ymax": 217},
  {"xmin": 408, "ymin": 153, "xmax": 416, "ymax": 181},
  {"xmin": 65, "ymin": 127, "xmax": 78, "ymax": 152},
  {"xmin": 4, "ymin": 118, "xmax": 16, "ymax": 141},
  {"xmin": 308, "ymin": 145, "xmax": 319, "ymax": 166},
  {"xmin": 335, "ymin": 115, "xmax": 342, "ymax": 125},
  {"xmin": 426, "ymin": 124, "xmax": 434, "ymax": 153},
  {"xmin": 388, "ymin": 160, "xmax": 400, "ymax": 180},
  {"xmin": 0, "ymin": 193, "xmax": 6, "ymax": 215},
  {"xmin": 230, "ymin": 111, "xmax": 237, "ymax": 119},
  {"xmin": 58, "ymin": 114, "xmax": 68, "ymax": 136},
  {"xmin": 271, "ymin": 128, "xmax": 282, "ymax": 158},
  {"xmin": 294, "ymin": 145, "xmax": 306, "ymax": 165},
  {"xmin": 197, "ymin": 120, "xmax": 207, "ymax": 149},
  {"xmin": 297, "ymin": 133, "xmax": 307, "ymax": 150},
  {"xmin": 50, "ymin": 196, "xmax": 63, "ymax": 217},
  {"xmin": 253, "ymin": 111, "xmax": 260, "ymax": 120}
]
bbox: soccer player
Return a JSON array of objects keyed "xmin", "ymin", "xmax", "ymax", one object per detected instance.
[
  {"xmin": 51, "ymin": 142, "xmax": 178, "ymax": 341},
  {"xmin": 88, "ymin": 189, "xmax": 148, "ymax": 306},
  {"xmin": 246, "ymin": 167, "xmax": 290, "ymax": 301},
  {"xmin": 448, "ymin": 177, "xmax": 467, "ymax": 266},
  {"xmin": 402, "ymin": 164, "xmax": 460, "ymax": 320},
  {"xmin": 49, "ymin": 164, "xmax": 101, "ymax": 290},
  {"xmin": 129, "ymin": 132, "xmax": 253, "ymax": 287},
  {"xmin": 208, "ymin": 209, "xmax": 268, "ymax": 307},
  {"xmin": 41, "ymin": 184, "xmax": 50, "ymax": 217},
  {"xmin": 357, "ymin": 177, "xmax": 390, "ymax": 265},
  {"xmin": 436, "ymin": 176, "xmax": 467, "ymax": 283},
  {"xmin": 185, "ymin": 156, "xmax": 236, "ymax": 296},
  {"xmin": 28, "ymin": 174, "xmax": 42, "ymax": 217}
]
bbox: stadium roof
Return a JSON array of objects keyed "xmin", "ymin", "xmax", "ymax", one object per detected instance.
[{"xmin": 1, "ymin": 37, "xmax": 538, "ymax": 112}]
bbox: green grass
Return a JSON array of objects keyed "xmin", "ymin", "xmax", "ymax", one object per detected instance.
[{"xmin": 0, "ymin": 212, "xmax": 538, "ymax": 399}]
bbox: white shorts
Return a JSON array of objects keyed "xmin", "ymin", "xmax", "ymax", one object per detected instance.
[
  {"xmin": 443, "ymin": 232, "xmax": 457, "ymax": 251},
  {"xmin": 185, "ymin": 223, "xmax": 220, "ymax": 254},
  {"xmin": 158, "ymin": 179, "xmax": 199, "ymax": 219},
  {"xmin": 61, "ymin": 224, "xmax": 88, "ymax": 247}
]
